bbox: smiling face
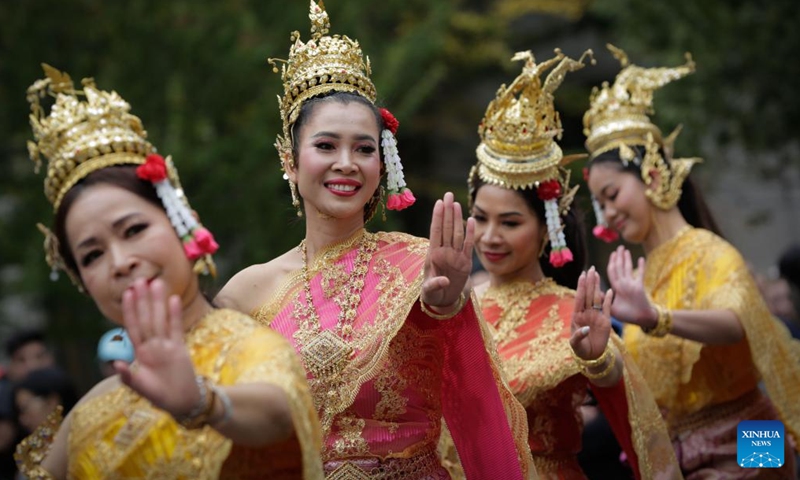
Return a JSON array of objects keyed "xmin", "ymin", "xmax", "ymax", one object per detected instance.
[
  {"xmin": 471, "ymin": 184, "xmax": 546, "ymax": 284},
  {"xmin": 587, "ymin": 162, "xmax": 654, "ymax": 244},
  {"xmin": 288, "ymin": 100, "xmax": 382, "ymax": 222},
  {"xmin": 64, "ymin": 183, "xmax": 198, "ymax": 323}
]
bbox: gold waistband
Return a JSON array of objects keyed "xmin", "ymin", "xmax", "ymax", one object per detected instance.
[
  {"xmin": 531, "ymin": 453, "xmax": 582, "ymax": 477},
  {"xmin": 669, "ymin": 389, "xmax": 764, "ymax": 437},
  {"xmin": 324, "ymin": 448, "xmax": 446, "ymax": 479}
]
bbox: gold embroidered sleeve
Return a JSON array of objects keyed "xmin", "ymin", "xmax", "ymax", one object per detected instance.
[
  {"xmin": 14, "ymin": 406, "xmax": 62, "ymax": 479},
  {"xmin": 227, "ymin": 326, "xmax": 325, "ymax": 479}
]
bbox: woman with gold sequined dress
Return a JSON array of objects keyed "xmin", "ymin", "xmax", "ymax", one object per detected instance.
[
  {"xmin": 584, "ymin": 45, "xmax": 800, "ymax": 478},
  {"xmin": 16, "ymin": 65, "xmax": 323, "ymax": 479},
  {"xmin": 215, "ymin": 2, "xmax": 535, "ymax": 479},
  {"xmin": 438, "ymin": 50, "xmax": 680, "ymax": 480}
]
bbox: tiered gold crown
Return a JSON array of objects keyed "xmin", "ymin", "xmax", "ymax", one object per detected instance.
[
  {"xmin": 475, "ymin": 49, "xmax": 593, "ymax": 191},
  {"xmin": 269, "ymin": 0, "xmax": 376, "ymax": 136},
  {"xmin": 27, "ymin": 64, "xmax": 155, "ymax": 210},
  {"xmin": 583, "ymin": 44, "xmax": 695, "ymax": 158}
]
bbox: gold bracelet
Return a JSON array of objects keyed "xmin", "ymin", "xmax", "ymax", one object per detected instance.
[
  {"xmin": 582, "ymin": 347, "xmax": 617, "ymax": 380},
  {"xmin": 572, "ymin": 343, "xmax": 612, "ymax": 369},
  {"xmin": 420, "ymin": 292, "xmax": 466, "ymax": 320},
  {"xmin": 642, "ymin": 304, "xmax": 673, "ymax": 337}
]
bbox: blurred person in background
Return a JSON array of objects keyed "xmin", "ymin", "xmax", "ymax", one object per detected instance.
[
  {"xmin": 13, "ymin": 367, "xmax": 77, "ymax": 435},
  {"xmin": 4, "ymin": 329, "xmax": 55, "ymax": 383}
]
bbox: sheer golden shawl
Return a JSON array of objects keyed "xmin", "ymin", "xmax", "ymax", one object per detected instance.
[
  {"xmin": 625, "ymin": 227, "xmax": 800, "ymax": 444},
  {"xmin": 17, "ymin": 309, "xmax": 324, "ymax": 479}
]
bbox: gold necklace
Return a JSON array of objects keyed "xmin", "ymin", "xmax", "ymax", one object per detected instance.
[{"xmin": 293, "ymin": 231, "xmax": 377, "ymax": 380}]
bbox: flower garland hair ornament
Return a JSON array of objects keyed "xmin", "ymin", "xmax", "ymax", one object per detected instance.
[
  {"xmin": 537, "ymin": 179, "xmax": 573, "ymax": 267},
  {"xmin": 379, "ymin": 108, "xmax": 415, "ymax": 211},
  {"xmin": 136, "ymin": 154, "xmax": 219, "ymax": 269}
]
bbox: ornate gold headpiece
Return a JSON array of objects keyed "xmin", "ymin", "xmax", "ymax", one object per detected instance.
[
  {"xmin": 474, "ymin": 49, "xmax": 592, "ymax": 192},
  {"xmin": 27, "ymin": 64, "xmax": 218, "ymax": 283},
  {"xmin": 583, "ymin": 44, "xmax": 695, "ymax": 159},
  {"xmin": 27, "ymin": 64, "xmax": 155, "ymax": 210},
  {"xmin": 472, "ymin": 49, "xmax": 593, "ymax": 267},
  {"xmin": 269, "ymin": 0, "xmax": 376, "ymax": 140}
]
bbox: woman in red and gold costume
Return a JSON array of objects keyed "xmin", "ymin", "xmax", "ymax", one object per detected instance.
[
  {"xmin": 584, "ymin": 45, "xmax": 800, "ymax": 478},
  {"xmin": 440, "ymin": 50, "xmax": 680, "ymax": 480},
  {"xmin": 215, "ymin": 2, "xmax": 534, "ymax": 478},
  {"xmin": 17, "ymin": 65, "xmax": 323, "ymax": 479}
]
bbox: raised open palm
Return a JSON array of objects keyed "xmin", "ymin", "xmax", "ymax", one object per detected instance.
[
  {"xmin": 606, "ymin": 246, "xmax": 655, "ymax": 327},
  {"xmin": 570, "ymin": 268, "xmax": 614, "ymax": 360},
  {"xmin": 114, "ymin": 278, "xmax": 200, "ymax": 417},
  {"xmin": 421, "ymin": 192, "xmax": 475, "ymax": 308}
]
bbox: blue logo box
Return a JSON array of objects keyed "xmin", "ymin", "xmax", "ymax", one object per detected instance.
[{"xmin": 737, "ymin": 420, "xmax": 784, "ymax": 468}]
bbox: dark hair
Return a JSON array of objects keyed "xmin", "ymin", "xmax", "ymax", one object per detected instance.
[
  {"xmin": 290, "ymin": 91, "xmax": 385, "ymax": 222},
  {"xmin": 589, "ymin": 147, "xmax": 723, "ymax": 237},
  {"xmin": 779, "ymin": 244, "xmax": 800, "ymax": 289},
  {"xmin": 13, "ymin": 367, "xmax": 78, "ymax": 416},
  {"xmin": 53, "ymin": 165, "xmax": 163, "ymax": 279},
  {"xmin": 5, "ymin": 329, "xmax": 47, "ymax": 358},
  {"xmin": 469, "ymin": 174, "xmax": 587, "ymax": 289}
]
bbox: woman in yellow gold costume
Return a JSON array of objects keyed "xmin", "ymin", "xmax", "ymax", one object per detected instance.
[
  {"xmin": 584, "ymin": 45, "xmax": 800, "ymax": 478},
  {"xmin": 216, "ymin": 2, "xmax": 535, "ymax": 478},
  {"xmin": 16, "ymin": 64, "xmax": 323, "ymax": 479},
  {"xmin": 439, "ymin": 50, "xmax": 680, "ymax": 480}
]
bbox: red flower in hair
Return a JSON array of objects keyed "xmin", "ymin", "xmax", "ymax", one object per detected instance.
[
  {"xmin": 537, "ymin": 179, "xmax": 562, "ymax": 201},
  {"xmin": 137, "ymin": 154, "xmax": 168, "ymax": 182},
  {"xmin": 379, "ymin": 108, "xmax": 400, "ymax": 135}
]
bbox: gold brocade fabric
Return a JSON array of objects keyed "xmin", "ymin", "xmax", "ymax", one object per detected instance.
[
  {"xmin": 625, "ymin": 227, "xmax": 800, "ymax": 443},
  {"xmin": 60, "ymin": 309, "xmax": 323, "ymax": 479},
  {"xmin": 441, "ymin": 279, "xmax": 680, "ymax": 479}
]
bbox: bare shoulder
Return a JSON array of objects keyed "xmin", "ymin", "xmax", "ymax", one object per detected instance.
[{"xmin": 215, "ymin": 249, "xmax": 302, "ymax": 315}]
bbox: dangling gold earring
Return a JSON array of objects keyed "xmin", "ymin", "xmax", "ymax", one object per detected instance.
[
  {"xmin": 288, "ymin": 180, "xmax": 303, "ymax": 217},
  {"xmin": 538, "ymin": 236, "xmax": 549, "ymax": 257},
  {"xmin": 380, "ymin": 186, "xmax": 387, "ymax": 222}
]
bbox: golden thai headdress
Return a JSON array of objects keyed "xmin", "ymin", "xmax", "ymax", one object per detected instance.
[
  {"xmin": 269, "ymin": 0, "xmax": 414, "ymax": 216},
  {"xmin": 471, "ymin": 49, "xmax": 593, "ymax": 267},
  {"xmin": 27, "ymin": 64, "xmax": 218, "ymax": 285},
  {"xmin": 583, "ymin": 45, "xmax": 701, "ymax": 218}
]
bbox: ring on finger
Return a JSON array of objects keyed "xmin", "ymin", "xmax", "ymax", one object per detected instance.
[{"xmin": 592, "ymin": 305, "xmax": 603, "ymax": 311}]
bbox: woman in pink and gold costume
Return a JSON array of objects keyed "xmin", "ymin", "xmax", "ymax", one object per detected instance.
[
  {"xmin": 585, "ymin": 45, "xmax": 800, "ymax": 479},
  {"xmin": 439, "ymin": 50, "xmax": 680, "ymax": 480},
  {"xmin": 216, "ymin": 2, "xmax": 534, "ymax": 478}
]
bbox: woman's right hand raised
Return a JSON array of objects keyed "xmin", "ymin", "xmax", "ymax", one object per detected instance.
[
  {"xmin": 114, "ymin": 278, "xmax": 201, "ymax": 418},
  {"xmin": 606, "ymin": 246, "xmax": 657, "ymax": 328}
]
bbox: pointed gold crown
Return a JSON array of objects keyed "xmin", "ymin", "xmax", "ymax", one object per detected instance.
[
  {"xmin": 583, "ymin": 44, "xmax": 695, "ymax": 158},
  {"xmin": 269, "ymin": 0, "xmax": 376, "ymax": 142},
  {"xmin": 475, "ymin": 49, "xmax": 593, "ymax": 191},
  {"xmin": 27, "ymin": 64, "xmax": 155, "ymax": 210}
]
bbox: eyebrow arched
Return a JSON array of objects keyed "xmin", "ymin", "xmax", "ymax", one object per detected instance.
[
  {"xmin": 311, "ymin": 131, "xmax": 376, "ymax": 143},
  {"xmin": 473, "ymin": 205, "xmax": 524, "ymax": 217}
]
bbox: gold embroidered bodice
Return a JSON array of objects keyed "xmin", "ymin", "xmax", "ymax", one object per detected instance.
[{"xmin": 624, "ymin": 227, "xmax": 800, "ymax": 440}]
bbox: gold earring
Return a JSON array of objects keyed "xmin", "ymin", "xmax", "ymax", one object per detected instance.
[
  {"xmin": 288, "ymin": 180, "xmax": 303, "ymax": 217},
  {"xmin": 538, "ymin": 236, "xmax": 549, "ymax": 257}
]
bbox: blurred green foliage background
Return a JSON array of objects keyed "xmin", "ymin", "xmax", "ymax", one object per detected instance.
[{"xmin": 1, "ymin": 0, "xmax": 798, "ymax": 390}]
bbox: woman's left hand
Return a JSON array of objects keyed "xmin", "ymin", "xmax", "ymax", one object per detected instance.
[
  {"xmin": 421, "ymin": 192, "xmax": 475, "ymax": 308},
  {"xmin": 570, "ymin": 267, "xmax": 614, "ymax": 360}
]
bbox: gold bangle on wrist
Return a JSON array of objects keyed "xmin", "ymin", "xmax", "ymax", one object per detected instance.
[
  {"xmin": 420, "ymin": 292, "xmax": 466, "ymax": 320},
  {"xmin": 582, "ymin": 347, "xmax": 617, "ymax": 380},
  {"xmin": 572, "ymin": 343, "xmax": 612, "ymax": 369},
  {"xmin": 642, "ymin": 304, "xmax": 673, "ymax": 337}
]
